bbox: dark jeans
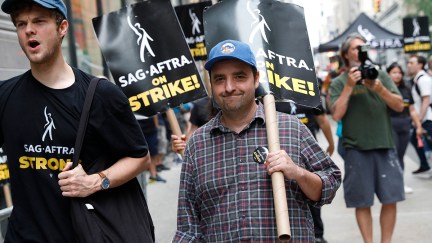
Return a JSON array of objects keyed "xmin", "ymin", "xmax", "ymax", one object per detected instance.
[
  {"xmin": 391, "ymin": 116, "xmax": 411, "ymax": 170},
  {"xmin": 310, "ymin": 206, "xmax": 323, "ymax": 238},
  {"xmin": 308, "ymin": 129, "xmax": 324, "ymax": 238},
  {"xmin": 337, "ymin": 137, "xmax": 345, "ymax": 158},
  {"xmin": 411, "ymin": 120, "xmax": 432, "ymax": 170}
]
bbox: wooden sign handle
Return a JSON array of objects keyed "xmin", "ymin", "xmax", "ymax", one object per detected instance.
[
  {"xmin": 165, "ymin": 108, "xmax": 184, "ymax": 157},
  {"xmin": 263, "ymin": 94, "xmax": 291, "ymax": 241},
  {"xmin": 3, "ymin": 184, "xmax": 12, "ymax": 207}
]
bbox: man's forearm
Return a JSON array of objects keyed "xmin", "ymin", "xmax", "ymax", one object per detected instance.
[
  {"xmin": 295, "ymin": 168, "xmax": 323, "ymax": 202},
  {"xmin": 101, "ymin": 154, "xmax": 151, "ymax": 189},
  {"xmin": 377, "ymin": 87, "xmax": 404, "ymax": 112}
]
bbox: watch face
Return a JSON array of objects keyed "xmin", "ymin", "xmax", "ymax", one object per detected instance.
[{"xmin": 101, "ymin": 178, "xmax": 110, "ymax": 189}]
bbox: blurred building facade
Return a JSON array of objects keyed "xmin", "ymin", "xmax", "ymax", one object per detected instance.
[
  {"xmin": 0, "ymin": 0, "xmax": 204, "ymax": 81},
  {"xmin": 316, "ymin": 0, "xmax": 432, "ymax": 69},
  {"xmin": 0, "ymin": 0, "xmax": 126, "ymax": 80}
]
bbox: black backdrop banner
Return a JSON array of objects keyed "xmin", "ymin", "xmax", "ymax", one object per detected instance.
[
  {"xmin": 204, "ymin": 0, "xmax": 320, "ymax": 107},
  {"xmin": 92, "ymin": 0, "xmax": 207, "ymax": 117},
  {"xmin": 403, "ymin": 16, "xmax": 431, "ymax": 53},
  {"xmin": 175, "ymin": 1, "xmax": 212, "ymax": 61}
]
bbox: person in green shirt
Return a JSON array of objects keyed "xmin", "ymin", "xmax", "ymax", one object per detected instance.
[{"xmin": 329, "ymin": 33, "xmax": 404, "ymax": 243}]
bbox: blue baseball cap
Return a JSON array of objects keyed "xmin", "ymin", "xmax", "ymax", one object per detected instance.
[
  {"xmin": 1, "ymin": 0, "xmax": 67, "ymax": 18},
  {"xmin": 205, "ymin": 40, "xmax": 257, "ymax": 71}
]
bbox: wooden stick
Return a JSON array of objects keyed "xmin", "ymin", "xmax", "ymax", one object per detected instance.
[
  {"xmin": 3, "ymin": 184, "xmax": 12, "ymax": 207},
  {"xmin": 263, "ymin": 94, "xmax": 291, "ymax": 241},
  {"xmin": 165, "ymin": 108, "xmax": 184, "ymax": 157}
]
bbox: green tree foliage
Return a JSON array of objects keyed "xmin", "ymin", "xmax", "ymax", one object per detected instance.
[{"xmin": 404, "ymin": 0, "xmax": 432, "ymax": 19}]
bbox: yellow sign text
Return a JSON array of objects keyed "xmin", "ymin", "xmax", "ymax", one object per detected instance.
[{"xmin": 129, "ymin": 74, "xmax": 201, "ymax": 111}]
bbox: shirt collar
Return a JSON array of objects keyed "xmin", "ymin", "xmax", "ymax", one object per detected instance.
[{"xmin": 209, "ymin": 100, "xmax": 266, "ymax": 135}]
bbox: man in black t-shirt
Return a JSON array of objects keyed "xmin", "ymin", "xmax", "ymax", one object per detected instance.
[{"xmin": 0, "ymin": 1, "xmax": 154, "ymax": 242}]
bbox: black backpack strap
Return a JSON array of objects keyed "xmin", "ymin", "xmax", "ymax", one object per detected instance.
[
  {"xmin": 72, "ymin": 78, "xmax": 102, "ymax": 168},
  {"xmin": 413, "ymin": 74, "xmax": 425, "ymax": 95},
  {"xmin": 412, "ymin": 74, "xmax": 432, "ymax": 109}
]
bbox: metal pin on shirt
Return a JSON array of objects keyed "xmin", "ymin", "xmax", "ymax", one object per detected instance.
[{"xmin": 253, "ymin": 146, "xmax": 269, "ymax": 164}]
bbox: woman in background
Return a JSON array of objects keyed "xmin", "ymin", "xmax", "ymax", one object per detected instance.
[{"xmin": 387, "ymin": 62, "xmax": 422, "ymax": 193}]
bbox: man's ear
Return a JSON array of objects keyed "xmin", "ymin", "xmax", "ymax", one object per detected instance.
[
  {"xmin": 254, "ymin": 70, "xmax": 260, "ymax": 89},
  {"xmin": 58, "ymin": 19, "xmax": 68, "ymax": 38}
]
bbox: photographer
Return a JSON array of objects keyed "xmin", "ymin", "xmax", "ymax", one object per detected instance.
[{"xmin": 329, "ymin": 33, "xmax": 404, "ymax": 243}]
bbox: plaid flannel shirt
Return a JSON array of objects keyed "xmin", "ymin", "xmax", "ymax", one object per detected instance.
[{"xmin": 174, "ymin": 103, "xmax": 341, "ymax": 242}]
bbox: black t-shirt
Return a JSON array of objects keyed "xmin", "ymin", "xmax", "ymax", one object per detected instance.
[
  {"xmin": 390, "ymin": 85, "xmax": 413, "ymax": 118},
  {"xmin": 189, "ymin": 96, "xmax": 213, "ymax": 127},
  {"xmin": 0, "ymin": 68, "xmax": 148, "ymax": 242},
  {"xmin": 137, "ymin": 117, "xmax": 157, "ymax": 134},
  {"xmin": 276, "ymin": 102, "xmax": 324, "ymax": 135}
]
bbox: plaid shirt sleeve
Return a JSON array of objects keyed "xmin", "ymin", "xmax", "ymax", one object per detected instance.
[
  {"xmin": 173, "ymin": 145, "xmax": 200, "ymax": 243},
  {"xmin": 299, "ymin": 123, "xmax": 342, "ymax": 207}
]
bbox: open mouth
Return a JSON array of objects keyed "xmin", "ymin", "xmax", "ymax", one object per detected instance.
[{"xmin": 28, "ymin": 40, "xmax": 40, "ymax": 48}]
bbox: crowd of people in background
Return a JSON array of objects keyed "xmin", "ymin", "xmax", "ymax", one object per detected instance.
[
  {"xmin": 2, "ymin": 0, "xmax": 430, "ymax": 240},
  {"xmin": 141, "ymin": 33, "xmax": 432, "ymax": 243}
]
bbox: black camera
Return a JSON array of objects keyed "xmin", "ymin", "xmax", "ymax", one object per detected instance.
[{"xmin": 357, "ymin": 44, "xmax": 378, "ymax": 81}]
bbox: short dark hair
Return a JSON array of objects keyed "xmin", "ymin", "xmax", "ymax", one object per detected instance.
[
  {"xmin": 416, "ymin": 55, "xmax": 427, "ymax": 70},
  {"xmin": 339, "ymin": 32, "xmax": 366, "ymax": 68},
  {"xmin": 10, "ymin": 2, "xmax": 65, "ymax": 27}
]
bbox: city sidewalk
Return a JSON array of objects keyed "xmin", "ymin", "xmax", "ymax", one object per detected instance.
[{"xmin": 146, "ymin": 118, "xmax": 432, "ymax": 243}]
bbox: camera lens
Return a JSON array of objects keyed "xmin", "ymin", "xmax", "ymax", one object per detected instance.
[{"xmin": 365, "ymin": 67, "xmax": 378, "ymax": 80}]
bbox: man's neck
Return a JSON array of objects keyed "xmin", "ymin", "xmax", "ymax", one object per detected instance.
[
  {"xmin": 221, "ymin": 103, "xmax": 258, "ymax": 133},
  {"xmin": 31, "ymin": 54, "xmax": 75, "ymax": 89}
]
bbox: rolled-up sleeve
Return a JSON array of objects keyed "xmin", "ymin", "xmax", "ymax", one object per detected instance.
[
  {"xmin": 173, "ymin": 148, "xmax": 201, "ymax": 243},
  {"xmin": 300, "ymin": 125, "xmax": 342, "ymax": 207}
]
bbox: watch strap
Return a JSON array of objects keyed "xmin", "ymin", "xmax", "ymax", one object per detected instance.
[{"xmin": 98, "ymin": 172, "xmax": 106, "ymax": 179}]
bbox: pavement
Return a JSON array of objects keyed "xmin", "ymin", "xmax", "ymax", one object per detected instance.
[{"xmin": 146, "ymin": 117, "xmax": 432, "ymax": 243}]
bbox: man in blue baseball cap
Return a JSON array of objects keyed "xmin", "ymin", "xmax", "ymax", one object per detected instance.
[
  {"xmin": 173, "ymin": 40, "xmax": 341, "ymax": 242},
  {"xmin": 204, "ymin": 39, "xmax": 257, "ymax": 71},
  {"xmin": 0, "ymin": 0, "xmax": 155, "ymax": 242}
]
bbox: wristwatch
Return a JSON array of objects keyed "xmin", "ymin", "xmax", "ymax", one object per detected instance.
[{"xmin": 98, "ymin": 172, "xmax": 110, "ymax": 190}]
